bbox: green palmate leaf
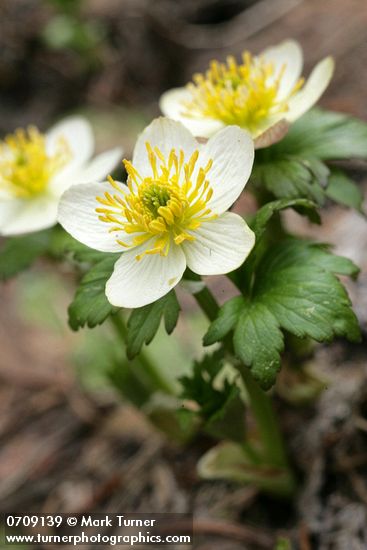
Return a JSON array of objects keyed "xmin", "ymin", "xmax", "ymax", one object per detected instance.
[
  {"xmin": 252, "ymin": 157, "xmax": 327, "ymax": 204},
  {"xmin": 233, "ymin": 198, "xmax": 319, "ymax": 292},
  {"xmin": 0, "ymin": 230, "xmax": 52, "ymax": 280},
  {"xmin": 204, "ymin": 240, "xmax": 360, "ymax": 390},
  {"xmin": 203, "ymin": 297, "xmax": 244, "ymax": 346},
  {"xmin": 251, "ymin": 198, "xmax": 320, "ymax": 241},
  {"xmin": 68, "ymin": 254, "xmax": 119, "ymax": 330},
  {"xmin": 236, "ymin": 241, "xmax": 360, "ymax": 387},
  {"xmin": 126, "ymin": 291, "xmax": 180, "ymax": 359},
  {"xmin": 276, "ymin": 108, "xmax": 367, "ymax": 160},
  {"xmin": 180, "ymin": 350, "xmax": 246, "ymax": 443},
  {"xmin": 325, "ymin": 168, "xmax": 364, "ymax": 212},
  {"xmin": 234, "ymin": 302, "xmax": 283, "ymax": 387},
  {"xmin": 253, "ymin": 108, "xmax": 367, "ymax": 207}
]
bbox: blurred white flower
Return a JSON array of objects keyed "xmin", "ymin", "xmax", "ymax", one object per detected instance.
[
  {"xmin": 58, "ymin": 118, "xmax": 255, "ymax": 308},
  {"xmin": 160, "ymin": 40, "xmax": 334, "ymax": 147},
  {"xmin": 0, "ymin": 117, "xmax": 122, "ymax": 235}
]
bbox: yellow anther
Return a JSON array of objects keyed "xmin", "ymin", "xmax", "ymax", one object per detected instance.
[
  {"xmin": 116, "ymin": 239, "xmax": 131, "ymax": 248},
  {"xmin": 96, "ymin": 141, "xmax": 217, "ymax": 257},
  {"xmin": 204, "ymin": 159, "xmax": 213, "ymax": 172},
  {"xmin": 0, "ymin": 126, "xmax": 71, "ymax": 199},
  {"xmin": 132, "ymin": 234, "xmax": 151, "ymax": 246},
  {"xmin": 123, "ymin": 160, "xmax": 142, "ymax": 186},
  {"xmin": 158, "ymin": 206, "xmax": 174, "ymax": 225},
  {"xmin": 150, "ymin": 218, "xmax": 167, "ymax": 233},
  {"xmin": 182, "ymin": 50, "xmax": 304, "ymax": 134}
]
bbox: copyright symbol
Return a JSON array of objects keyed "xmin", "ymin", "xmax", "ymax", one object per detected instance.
[{"xmin": 67, "ymin": 517, "xmax": 77, "ymax": 526}]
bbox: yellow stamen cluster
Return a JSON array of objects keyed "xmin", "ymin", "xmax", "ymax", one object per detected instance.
[
  {"xmin": 96, "ymin": 143, "xmax": 216, "ymax": 259},
  {"xmin": 0, "ymin": 127, "xmax": 71, "ymax": 199},
  {"xmin": 183, "ymin": 52, "xmax": 304, "ymax": 133}
]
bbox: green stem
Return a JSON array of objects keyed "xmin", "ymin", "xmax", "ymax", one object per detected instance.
[
  {"xmin": 110, "ymin": 313, "xmax": 175, "ymax": 395},
  {"xmin": 194, "ymin": 286, "xmax": 290, "ymax": 471},
  {"xmin": 239, "ymin": 365, "xmax": 287, "ymax": 468},
  {"xmin": 241, "ymin": 441, "xmax": 263, "ymax": 464},
  {"xmin": 194, "ymin": 286, "xmax": 220, "ymax": 321}
]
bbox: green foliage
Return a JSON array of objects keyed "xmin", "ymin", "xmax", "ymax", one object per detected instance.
[
  {"xmin": 251, "ymin": 198, "xmax": 320, "ymax": 241},
  {"xmin": 277, "ymin": 108, "xmax": 367, "ymax": 160},
  {"xmin": 253, "ymin": 108, "xmax": 367, "ymax": 208},
  {"xmin": 0, "ymin": 227, "xmax": 119, "ymax": 290},
  {"xmin": 109, "ymin": 357, "xmax": 159, "ymax": 408},
  {"xmin": 274, "ymin": 537, "xmax": 292, "ymax": 550},
  {"xmin": 180, "ymin": 350, "xmax": 246, "ymax": 443},
  {"xmin": 233, "ymin": 198, "xmax": 319, "ymax": 292},
  {"xmin": 68, "ymin": 254, "xmax": 119, "ymax": 330},
  {"xmin": 0, "ymin": 230, "xmax": 52, "ymax": 280},
  {"xmin": 180, "ymin": 350, "xmax": 224, "ymax": 414},
  {"xmin": 204, "ymin": 239, "xmax": 360, "ymax": 389},
  {"xmin": 146, "ymin": 397, "xmax": 199, "ymax": 444},
  {"xmin": 62, "ymin": 236, "xmax": 110, "ymax": 265},
  {"xmin": 126, "ymin": 291, "xmax": 180, "ymax": 359},
  {"xmin": 42, "ymin": 15, "xmax": 105, "ymax": 55},
  {"xmin": 181, "ymin": 350, "xmax": 245, "ymax": 442},
  {"xmin": 198, "ymin": 441, "xmax": 295, "ymax": 495},
  {"xmin": 325, "ymin": 168, "xmax": 364, "ymax": 212},
  {"xmin": 204, "ymin": 386, "xmax": 246, "ymax": 443},
  {"xmin": 233, "ymin": 301, "xmax": 283, "ymax": 389},
  {"xmin": 62, "ymin": 231, "xmax": 121, "ymax": 331},
  {"xmin": 45, "ymin": 0, "xmax": 82, "ymax": 13},
  {"xmin": 252, "ymin": 157, "xmax": 327, "ymax": 203},
  {"xmin": 203, "ymin": 297, "xmax": 244, "ymax": 346}
]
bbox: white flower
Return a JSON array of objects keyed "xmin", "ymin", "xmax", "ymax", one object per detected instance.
[
  {"xmin": 159, "ymin": 40, "xmax": 334, "ymax": 147},
  {"xmin": 58, "ymin": 118, "xmax": 255, "ymax": 308},
  {"xmin": 0, "ymin": 116, "xmax": 122, "ymax": 236}
]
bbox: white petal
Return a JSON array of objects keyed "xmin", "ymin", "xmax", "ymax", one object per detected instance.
[
  {"xmin": 286, "ymin": 57, "xmax": 335, "ymax": 122},
  {"xmin": 0, "ymin": 189, "xmax": 12, "ymax": 200},
  {"xmin": 46, "ymin": 116, "xmax": 94, "ymax": 177},
  {"xmin": 159, "ymin": 88, "xmax": 224, "ymax": 138},
  {"xmin": 58, "ymin": 181, "xmax": 129, "ymax": 253},
  {"xmin": 260, "ymin": 40, "xmax": 303, "ymax": 100},
  {"xmin": 106, "ymin": 242, "xmax": 186, "ymax": 308},
  {"xmin": 75, "ymin": 147, "xmax": 123, "ymax": 183},
  {"xmin": 0, "ymin": 195, "xmax": 58, "ymax": 235},
  {"xmin": 50, "ymin": 147, "xmax": 123, "ymax": 197},
  {"xmin": 182, "ymin": 212, "xmax": 255, "ymax": 275},
  {"xmin": 198, "ymin": 126, "xmax": 254, "ymax": 214},
  {"xmin": 132, "ymin": 117, "xmax": 198, "ymax": 179}
]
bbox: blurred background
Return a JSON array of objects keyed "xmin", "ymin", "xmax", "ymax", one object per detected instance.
[{"xmin": 0, "ymin": 1, "xmax": 367, "ymax": 548}]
